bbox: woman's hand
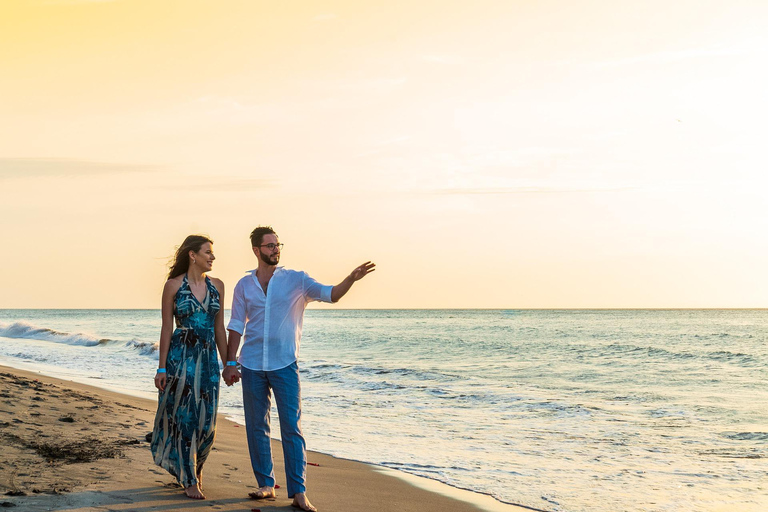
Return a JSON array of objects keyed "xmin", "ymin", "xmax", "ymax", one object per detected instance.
[
  {"xmin": 154, "ymin": 372, "xmax": 167, "ymax": 391},
  {"xmin": 223, "ymin": 366, "xmax": 241, "ymax": 386}
]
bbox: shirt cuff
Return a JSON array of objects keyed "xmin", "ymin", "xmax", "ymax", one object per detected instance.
[
  {"xmin": 227, "ymin": 319, "xmax": 245, "ymax": 335},
  {"xmin": 320, "ymin": 284, "xmax": 334, "ymax": 303}
]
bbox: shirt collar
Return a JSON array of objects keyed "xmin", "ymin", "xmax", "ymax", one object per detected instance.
[{"xmin": 248, "ymin": 266, "xmax": 284, "ymax": 276}]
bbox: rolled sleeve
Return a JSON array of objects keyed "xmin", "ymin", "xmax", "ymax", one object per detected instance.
[
  {"xmin": 303, "ymin": 272, "xmax": 334, "ymax": 303},
  {"xmin": 227, "ymin": 280, "xmax": 247, "ymax": 334}
]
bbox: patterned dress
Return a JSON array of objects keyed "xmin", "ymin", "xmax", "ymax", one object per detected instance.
[{"xmin": 151, "ymin": 275, "xmax": 221, "ymax": 488}]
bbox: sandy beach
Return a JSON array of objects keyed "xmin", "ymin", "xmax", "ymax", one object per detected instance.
[{"xmin": 0, "ymin": 365, "xmax": 529, "ymax": 512}]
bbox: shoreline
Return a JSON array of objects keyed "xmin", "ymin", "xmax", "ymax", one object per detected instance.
[{"xmin": 0, "ymin": 364, "xmax": 532, "ymax": 512}]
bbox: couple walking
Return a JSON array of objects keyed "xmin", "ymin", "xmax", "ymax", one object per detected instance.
[{"xmin": 150, "ymin": 226, "xmax": 375, "ymax": 511}]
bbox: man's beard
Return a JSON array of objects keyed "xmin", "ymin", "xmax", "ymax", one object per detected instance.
[{"xmin": 259, "ymin": 251, "xmax": 279, "ymax": 266}]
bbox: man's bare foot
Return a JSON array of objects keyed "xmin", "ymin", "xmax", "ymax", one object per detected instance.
[
  {"xmin": 291, "ymin": 493, "xmax": 317, "ymax": 512},
  {"xmin": 248, "ymin": 486, "xmax": 276, "ymax": 499},
  {"xmin": 184, "ymin": 483, "xmax": 205, "ymax": 499}
]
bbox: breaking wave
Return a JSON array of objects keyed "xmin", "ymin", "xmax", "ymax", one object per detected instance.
[{"xmin": 0, "ymin": 321, "xmax": 157, "ymax": 355}]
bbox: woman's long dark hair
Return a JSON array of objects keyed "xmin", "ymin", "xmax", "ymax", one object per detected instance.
[{"xmin": 168, "ymin": 235, "xmax": 213, "ymax": 279}]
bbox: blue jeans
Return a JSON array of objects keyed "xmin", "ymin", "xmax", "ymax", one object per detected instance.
[{"xmin": 241, "ymin": 361, "xmax": 306, "ymax": 498}]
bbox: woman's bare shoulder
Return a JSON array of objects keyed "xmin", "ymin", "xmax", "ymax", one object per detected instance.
[{"xmin": 164, "ymin": 276, "xmax": 184, "ymax": 293}]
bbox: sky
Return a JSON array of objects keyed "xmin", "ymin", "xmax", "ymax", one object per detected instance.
[{"xmin": 1, "ymin": 0, "xmax": 767, "ymax": 309}]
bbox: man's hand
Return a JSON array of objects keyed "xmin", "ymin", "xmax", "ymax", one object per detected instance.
[
  {"xmin": 331, "ymin": 261, "xmax": 376, "ymax": 302},
  {"xmin": 349, "ymin": 261, "xmax": 376, "ymax": 281},
  {"xmin": 223, "ymin": 366, "xmax": 241, "ymax": 386}
]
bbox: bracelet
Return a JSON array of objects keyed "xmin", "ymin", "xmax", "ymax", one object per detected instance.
[
  {"xmin": 156, "ymin": 368, "xmax": 167, "ymax": 374},
  {"xmin": 226, "ymin": 361, "xmax": 238, "ymax": 367}
]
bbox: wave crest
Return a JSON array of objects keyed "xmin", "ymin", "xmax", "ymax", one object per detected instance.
[{"xmin": 0, "ymin": 321, "xmax": 157, "ymax": 354}]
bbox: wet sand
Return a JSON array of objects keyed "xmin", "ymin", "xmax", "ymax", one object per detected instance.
[{"xmin": 0, "ymin": 365, "xmax": 530, "ymax": 512}]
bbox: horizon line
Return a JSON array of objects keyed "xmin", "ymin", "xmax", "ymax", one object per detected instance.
[{"xmin": 1, "ymin": 308, "xmax": 767, "ymax": 311}]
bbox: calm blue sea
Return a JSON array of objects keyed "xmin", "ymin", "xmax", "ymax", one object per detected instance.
[{"xmin": 1, "ymin": 309, "xmax": 766, "ymax": 512}]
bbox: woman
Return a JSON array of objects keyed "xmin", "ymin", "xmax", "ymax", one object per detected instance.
[{"xmin": 151, "ymin": 235, "xmax": 227, "ymax": 499}]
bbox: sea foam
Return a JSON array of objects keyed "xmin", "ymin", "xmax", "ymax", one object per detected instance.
[{"xmin": 0, "ymin": 321, "xmax": 157, "ymax": 354}]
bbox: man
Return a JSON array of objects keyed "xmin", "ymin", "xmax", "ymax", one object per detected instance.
[{"xmin": 223, "ymin": 226, "xmax": 374, "ymax": 512}]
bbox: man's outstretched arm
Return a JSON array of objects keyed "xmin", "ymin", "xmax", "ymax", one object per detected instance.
[{"xmin": 331, "ymin": 261, "xmax": 376, "ymax": 302}]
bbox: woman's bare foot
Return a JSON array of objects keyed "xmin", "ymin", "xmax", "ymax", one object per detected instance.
[
  {"xmin": 248, "ymin": 486, "xmax": 276, "ymax": 499},
  {"xmin": 197, "ymin": 469, "xmax": 203, "ymax": 490},
  {"xmin": 291, "ymin": 493, "xmax": 317, "ymax": 512},
  {"xmin": 184, "ymin": 483, "xmax": 205, "ymax": 499}
]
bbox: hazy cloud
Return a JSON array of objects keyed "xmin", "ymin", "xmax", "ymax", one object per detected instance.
[
  {"xmin": 432, "ymin": 185, "xmax": 635, "ymax": 195},
  {"xmin": 337, "ymin": 77, "xmax": 408, "ymax": 94},
  {"xmin": 421, "ymin": 54, "xmax": 460, "ymax": 64},
  {"xmin": 194, "ymin": 96, "xmax": 246, "ymax": 110},
  {"xmin": 41, "ymin": 0, "xmax": 117, "ymax": 5},
  {"xmin": 314, "ymin": 13, "xmax": 338, "ymax": 22},
  {"xmin": 154, "ymin": 177, "xmax": 277, "ymax": 192},
  {"xmin": 0, "ymin": 158, "xmax": 158, "ymax": 180},
  {"xmin": 594, "ymin": 42, "xmax": 758, "ymax": 68},
  {"xmin": 353, "ymin": 136, "xmax": 412, "ymax": 158}
]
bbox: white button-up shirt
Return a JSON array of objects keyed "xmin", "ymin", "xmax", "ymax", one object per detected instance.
[{"xmin": 227, "ymin": 267, "xmax": 334, "ymax": 371}]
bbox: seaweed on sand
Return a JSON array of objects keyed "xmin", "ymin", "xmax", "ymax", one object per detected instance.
[{"xmin": 2, "ymin": 433, "xmax": 140, "ymax": 463}]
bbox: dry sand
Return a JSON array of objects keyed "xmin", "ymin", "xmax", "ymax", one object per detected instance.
[{"xmin": 0, "ymin": 365, "xmax": 530, "ymax": 512}]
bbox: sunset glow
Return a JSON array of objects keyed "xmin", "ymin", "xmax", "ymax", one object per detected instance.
[{"xmin": 2, "ymin": 0, "xmax": 767, "ymax": 308}]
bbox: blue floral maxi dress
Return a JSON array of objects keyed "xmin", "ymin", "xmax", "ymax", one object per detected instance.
[{"xmin": 151, "ymin": 275, "xmax": 221, "ymax": 488}]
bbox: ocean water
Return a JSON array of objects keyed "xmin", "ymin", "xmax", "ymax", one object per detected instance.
[{"xmin": 0, "ymin": 309, "xmax": 766, "ymax": 512}]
